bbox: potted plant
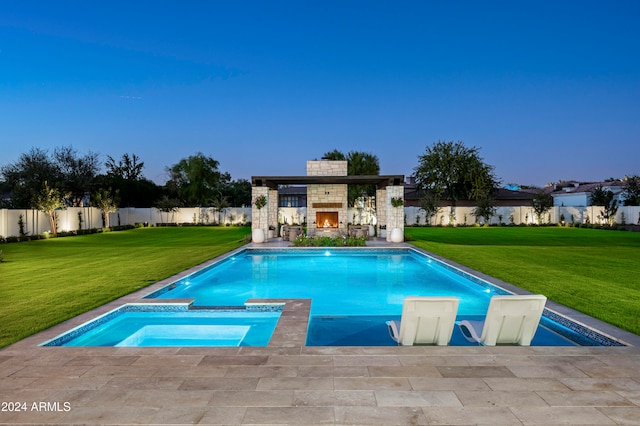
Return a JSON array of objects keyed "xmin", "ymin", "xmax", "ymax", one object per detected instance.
[
  {"xmin": 390, "ymin": 197, "xmax": 404, "ymax": 242},
  {"xmin": 391, "ymin": 197, "xmax": 404, "ymax": 208},
  {"xmin": 379, "ymin": 225, "xmax": 387, "ymax": 239},
  {"xmin": 252, "ymin": 195, "xmax": 267, "ymax": 243}
]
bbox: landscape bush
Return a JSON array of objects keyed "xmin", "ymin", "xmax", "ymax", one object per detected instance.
[{"xmin": 292, "ymin": 234, "xmax": 366, "ymax": 247}]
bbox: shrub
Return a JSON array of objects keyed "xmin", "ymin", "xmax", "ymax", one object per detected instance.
[
  {"xmin": 292, "ymin": 234, "xmax": 366, "ymax": 247},
  {"xmin": 345, "ymin": 236, "xmax": 366, "ymax": 246}
]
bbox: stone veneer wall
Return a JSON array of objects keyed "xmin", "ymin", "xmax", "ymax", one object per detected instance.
[
  {"xmin": 268, "ymin": 188, "xmax": 278, "ymax": 235},
  {"xmin": 376, "ymin": 188, "xmax": 387, "ymax": 235},
  {"xmin": 306, "ymin": 160, "xmax": 347, "ymax": 176},
  {"xmin": 306, "ymin": 160, "xmax": 348, "ymax": 235}
]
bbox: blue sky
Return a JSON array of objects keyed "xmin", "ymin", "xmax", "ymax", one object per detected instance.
[{"xmin": 1, "ymin": 1, "xmax": 639, "ymax": 186}]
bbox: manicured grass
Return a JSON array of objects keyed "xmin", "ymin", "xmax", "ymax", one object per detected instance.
[
  {"xmin": 0, "ymin": 226, "xmax": 250, "ymax": 348},
  {"xmin": 405, "ymin": 226, "xmax": 640, "ymax": 336}
]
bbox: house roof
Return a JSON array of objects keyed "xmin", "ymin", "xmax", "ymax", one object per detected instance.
[
  {"xmin": 550, "ymin": 181, "xmax": 626, "ymax": 196},
  {"xmin": 403, "ymin": 186, "xmax": 537, "ymax": 202},
  {"xmin": 251, "ymin": 175, "xmax": 404, "ymax": 189}
]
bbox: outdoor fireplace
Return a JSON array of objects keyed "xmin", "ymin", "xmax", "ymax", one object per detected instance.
[{"xmin": 316, "ymin": 212, "xmax": 338, "ymax": 228}]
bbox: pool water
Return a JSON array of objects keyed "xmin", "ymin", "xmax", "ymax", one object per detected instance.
[
  {"xmin": 144, "ymin": 248, "xmax": 611, "ymax": 347},
  {"xmin": 55, "ymin": 310, "xmax": 281, "ymax": 347},
  {"xmin": 306, "ymin": 315, "xmax": 579, "ymax": 346},
  {"xmin": 152, "ymin": 249, "xmax": 499, "ymax": 316}
]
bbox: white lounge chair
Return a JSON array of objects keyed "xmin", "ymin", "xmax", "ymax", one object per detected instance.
[
  {"xmin": 387, "ymin": 296, "xmax": 460, "ymax": 346},
  {"xmin": 458, "ymin": 294, "xmax": 547, "ymax": 346}
]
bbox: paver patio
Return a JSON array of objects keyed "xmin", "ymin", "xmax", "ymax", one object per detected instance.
[{"xmin": 2, "ymin": 241, "xmax": 639, "ymax": 425}]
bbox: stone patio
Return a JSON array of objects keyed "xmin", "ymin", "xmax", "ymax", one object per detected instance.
[{"xmin": 2, "ymin": 241, "xmax": 640, "ymax": 425}]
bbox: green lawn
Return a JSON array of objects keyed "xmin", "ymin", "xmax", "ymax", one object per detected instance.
[
  {"xmin": 0, "ymin": 226, "xmax": 250, "ymax": 348},
  {"xmin": 406, "ymin": 226, "xmax": 640, "ymax": 336}
]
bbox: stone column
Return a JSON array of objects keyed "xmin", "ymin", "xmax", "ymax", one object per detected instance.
[
  {"xmin": 376, "ymin": 188, "xmax": 386, "ymax": 238},
  {"xmin": 268, "ymin": 188, "xmax": 279, "ymax": 239}
]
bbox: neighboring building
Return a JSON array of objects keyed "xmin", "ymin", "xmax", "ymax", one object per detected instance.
[
  {"xmin": 276, "ymin": 182, "xmax": 537, "ymax": 208},
  {"xmin": 403, "ymin": 177, "xmax": 537, "ymax": 207},
  {"xmin": 550, "ymin": 181, "xmax": 626, "ymax": 207}
]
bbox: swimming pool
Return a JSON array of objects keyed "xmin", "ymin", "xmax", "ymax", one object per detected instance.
[
  {"xmin": 149, "ymin": 249, "xmax": 501, "ymax": 315},
  {"xmin": 41, "ymin": 304, "xmax": 281, "ymax": 347},
  {"xmin": 143, "ymin": 248, "xmax": 621, "ymax": 347}
]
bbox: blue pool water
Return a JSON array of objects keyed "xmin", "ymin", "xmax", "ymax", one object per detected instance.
[
  {"xmin": 48, "ymin": 310, "xmax": 280, "ymax": 347},
  {"xmin": 143, "ymin": 248, "xmax": 615, "ymax": 347},
  {"xmin": 151, "ymin": 249, "xmax": 500, "ymax": 316}
]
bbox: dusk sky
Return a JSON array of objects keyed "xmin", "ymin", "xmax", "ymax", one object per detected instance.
[{"xmin": 1, "ymin": 1, "xmax": 639, "ymax": 187}]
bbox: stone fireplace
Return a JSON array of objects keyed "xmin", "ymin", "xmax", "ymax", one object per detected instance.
[
  {"xmin": 316, "ymin": 212, "xmax": 339, "ymax": 229},
  {"xmin": 306, "ymin": 160, "xmax": 348, "ymax": 236}
]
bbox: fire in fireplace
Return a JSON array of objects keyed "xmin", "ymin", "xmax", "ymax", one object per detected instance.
[{"xmin": 316, "ymin": 212, "xmax": 338, "ymax": 228}]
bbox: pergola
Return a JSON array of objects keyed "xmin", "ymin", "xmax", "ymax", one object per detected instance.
[
  {"xmin": 250, "ymin": 173, "xmax": 405, "ymax": 243},
  {"xmin": 251, "ymin": 175, "xmax": 404, "ymax": 189}
]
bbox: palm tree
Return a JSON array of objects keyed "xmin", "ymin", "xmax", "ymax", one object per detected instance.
[{"xmin": 322, "ymin": 150, "xmax": 380, "ymax": 206}]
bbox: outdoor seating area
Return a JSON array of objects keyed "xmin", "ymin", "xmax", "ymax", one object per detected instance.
[
  {"xmin": 387, "ymin": 295, "xmax": 547, "ymax": 347},
  {"xmin": 387, "ymin": 296, "xmax": 460, "ymax": 346},
  {"xmin": 458, "ymin": 294, "xmax": 548, "ymax": 346},
  {"xmin": 348, "ymin": 225, "xmax": 370, "ymax": 239},
  {"xmin": 280, "ymin": 225, "xmax": 304, "ymax": 241}
]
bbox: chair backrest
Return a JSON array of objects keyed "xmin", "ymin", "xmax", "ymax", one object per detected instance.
[
  {"xmin": 398, "ymin": 296, "xmax": 460, "ymax": 346},
  {"xmin": 481, "ymin": 295, "xmax": 547, "ymax": 346}
]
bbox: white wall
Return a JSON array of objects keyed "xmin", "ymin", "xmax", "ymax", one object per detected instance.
[
  {"xmin": 2, "ymin": 205, "xmax": 639, "ymax": 238},
  {"xmin": 0, "ymin": 207, "xmax": 251, "ymax": 238},
  {"xmin": 403, "ymin": 205, "xmax": 640, "ymax": 227}
]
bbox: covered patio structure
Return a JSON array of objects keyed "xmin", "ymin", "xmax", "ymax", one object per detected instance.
[{"xmin": 251, "ymin": 160, "xmax": 404, "ymax": 242}]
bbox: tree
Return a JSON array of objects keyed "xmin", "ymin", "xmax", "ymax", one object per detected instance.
[
  {"xmin": 419, "ymin": 192, "xmax": 441, "ymax": 225},
  {"xmin": 413, "ymin": 140, "xmax": 499, "ymax": 208},
  {"xmin": 590, "ymin": 185, "xmax": 611, "ymax": 206},
  {"xmin": 92, "ymin": 188, "xmax": 119, "ymax": 228},
  {"xmin": 54, "ymin": 146, "xmax": 100, "ymax": 207},
  {"xmin": 99, "ymin": 153, "xmax": 161, "ymax": 207},
  {"xmin": 322, "ymin": 149, "xmax": 380, "ymax": 206},
  {"xmin": 253, "ymin": 194, "xmax": 267, "ymax": 229},
  {"xmin": 105, "ymin": 153, "xmax": 144, "ymax": 181},
  {"xmin": 531, "ymin": 191, "xmax": 553, "ymax": 225},
  {"xmin": 32, "ymin": 181, "xmax": 69, "ymax": 235},
  {"xmin": 222, "ymin": 179, "xmax": 252, "ymax": 207},
  {"xmin": 322, "ymin": 149, "xmax": 346, "ymax": 161},
  {"xmin": 155, "ymin": 196, "xmax": 181, "ymax": 224},
  {"xmin": 591, "ymin": 185, "xmax": 618, "ymax": 225},
  {"xmin": 166, "ymin": 153, "xmax": 223, "ymax": 206},
  {"xmin": 211, "ymin": 193, "xmax": 230, "ymax": 224},
  {"xmin": 622, "ymin": 175, "xmax": 640, "ymax": 206},
  {"xmin": 0, "ymin": 148, "xmax": 59, "ymax": 208},
  {"xmin": 472, "ymin": 196, "xmax": 497, "ymax": 225}
]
